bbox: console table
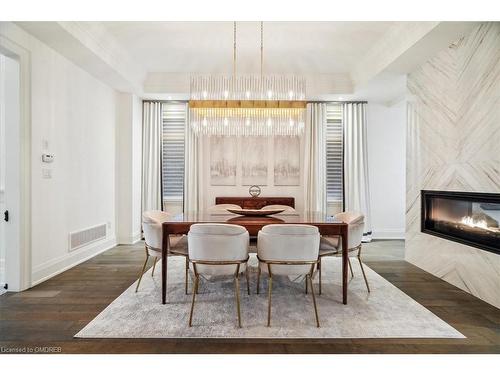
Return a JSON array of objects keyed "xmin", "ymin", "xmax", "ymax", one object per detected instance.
[{"xmin": 215, "ymin": 196, "xmax": 295, "ymax": 209}]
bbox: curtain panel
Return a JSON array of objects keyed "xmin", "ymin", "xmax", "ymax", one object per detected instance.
[
  {"xmin": 303, "ymin": 103, "xmax": 327, "ymax": 213},
  {"xmin": 183, "ymin": 108, "xmax": 205, "ymax": 212},
  {"xmin": 343, "ymin": 102, "xmax": 372, "ymax": 240},
  {"xmin": 141, "ymin": 101, "xmax": 163, "ymax": 212}
]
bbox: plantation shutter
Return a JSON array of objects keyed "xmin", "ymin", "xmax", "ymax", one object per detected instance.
[
  {"xmin": 162, "ymin": 103, "xmax": 186, "ymax": 199},
  {"xmin": 326, "ymin": 103, "xmax": 343, "ymax": 201}
]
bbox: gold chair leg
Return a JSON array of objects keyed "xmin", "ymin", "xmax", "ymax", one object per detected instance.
[
  {"xmin": 357, "ymin": 253, "xmax": 371, "ymax": 293},
  {"xmin": 318, "ymin": 257, "xmax": 322, "ymax": 295},
  {"xmin": 151, "ymin": 257, "xmax": 157, "ymax": 277},
  {"xmin": 245, "ymin": 267, "xmax": 250, "ymax": 295},
  {"xmin": 267, "ymin": 275, "xmax": 273, "ymax": 327},
  {"xmin": 185, "ymin": 257, "xmax": 189, "ymax": 295},
  {"xmin": 256, "ymin": 266, "xmax": 261, "ymax": 294},
  {"xmin": 234, "ymin": 275, "xmax": 242, "ymax": 328},
  {"xmin": 189, "ymin": 275, "xmax": 199, "ymax": 327},
  {"xmin": 307, "ymin": 274, "xmax": 320, "ymax": 328},
  {"xmin": 135, "ymin": 254, "xmax": 150, "ymax": 293},
  {"xmin": 348, "ymin": 256, "xmax": 354, "ymax": 278}
]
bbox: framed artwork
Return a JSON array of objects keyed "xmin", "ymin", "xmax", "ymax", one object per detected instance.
[
  {"xmin": 210, "ymin": 136, "xmax": 237, "ymax": 185},
  {"xmin": 242, "ymin": 136, "xmax": 268, "ymax": 186},
  {"xmin": 274, "ymin": 136, "xmax": 300, "ymax": 186}
]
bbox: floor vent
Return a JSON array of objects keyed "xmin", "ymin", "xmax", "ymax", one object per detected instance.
[{"xmin": 69, "ymin": 224, "xmax": 107, "ymax": 252}]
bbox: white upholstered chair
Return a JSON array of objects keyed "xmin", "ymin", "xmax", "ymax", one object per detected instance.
[
  {"xmin": 318, "ymin": 211, "xmax": 370, "ymax": 294},
  {"xmin": 261, "ymin": 204, "xmax": 296, "ymax": 213},
  {"xmin": 207, "ymin": 204, "xmax": 242, "ymax": 213},
  {"xmin": 136, "ymin": 211, "xmax": 189, "ymax": 293},
  {"xmin": 257, "ymin": 224, "xmax": 321, "ymax": 327},
  {"xmin": 187, "ymin": 223, "xmax": 250, "ymax": 328}
]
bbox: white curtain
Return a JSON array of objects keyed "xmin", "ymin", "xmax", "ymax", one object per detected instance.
[
  {"xmin": 343, "ymin": 102, "xmax": 372, "ymax": 240},
  {"xmin": 141, "ymin": 101, "xmax": 163, "ymax": 212},
  {"xmin": 183, "ymin": 109, "xmax": 204, "ymax": 212},
  {"xmin": 303, "ymin": 103, "xmax": 327, "ymax": 213}
]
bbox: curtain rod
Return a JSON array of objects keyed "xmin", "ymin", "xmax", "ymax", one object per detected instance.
[{"xmin": 143, "ymin": 99, "xmax": 368, "ymax": 104}]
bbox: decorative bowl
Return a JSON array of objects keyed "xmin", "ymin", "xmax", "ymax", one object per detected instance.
[{"xmin": 227, "ymin": 208, "xmax": 285, "ymax": 217}]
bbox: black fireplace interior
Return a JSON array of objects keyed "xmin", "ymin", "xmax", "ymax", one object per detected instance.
[{"xmin": 421, "ymin": 190, "xmax": 500, "ymax": 255}]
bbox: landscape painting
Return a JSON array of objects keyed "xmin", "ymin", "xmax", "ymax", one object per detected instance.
[
  {"xmin": 274, "ymin": 136, "xmax": 300, "ymax": 186},
  {"xmin": 242, "ymin": 137, "xmax": 268, "ymax": 185},
  {"xmin": 210, "ymin": 136, "xmax": 237, "ymax": 185}
]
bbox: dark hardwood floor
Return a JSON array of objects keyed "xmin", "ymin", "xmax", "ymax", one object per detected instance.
[{"xmin": 0, "ymin": 242, "xmax": 499, "ymax": 354}]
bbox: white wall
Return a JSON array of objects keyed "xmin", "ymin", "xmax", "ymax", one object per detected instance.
[
  {"xmin": 366, "ymin": 101, "xmax": 406, "ymax": 239},
  {"xmin": 116, "ymin": 93, "xmax": 142, "ymax": 244},
  {"xmin": 0, "ymin": 22, "xmax": 118, "ymax": 286}
]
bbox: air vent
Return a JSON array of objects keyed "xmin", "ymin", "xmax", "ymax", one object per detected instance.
[{"xmin": 69, "ymin": 224, "xmax": 107, "ymax": 252}]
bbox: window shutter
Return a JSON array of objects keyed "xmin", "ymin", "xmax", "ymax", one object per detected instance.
[
  {"xmin": 162, "ymin": 103, "xmax": 186, "ymax": 200},
  {"xmin": 326, "ymin": 103, "xmax": 343, "ymax": 201}
]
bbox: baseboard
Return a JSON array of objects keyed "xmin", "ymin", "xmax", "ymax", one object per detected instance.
[
  {"xmin": 117, "ymin": 232, "xmax": 142, "ymax": 245},
  {"xmin": 31, "ymin": 236, "xmax": 117, "ymax": 287},
  {"xmin": 372, "ymin": 229, "xmax": 405, "ymax": 240}
]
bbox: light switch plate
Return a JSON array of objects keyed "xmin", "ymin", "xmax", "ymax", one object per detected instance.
[{"xmin": 42, "ymin": 169, "xmax": 52, "ymax": 179}]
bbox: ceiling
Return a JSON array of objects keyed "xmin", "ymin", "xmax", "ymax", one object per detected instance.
[
  {"xmin": 15, "ymin": 21, "xmax": 477, "ymax": 103},
  {"xmin": 99, "ymin": 21, "xmax": 396, "ymax": 74}
]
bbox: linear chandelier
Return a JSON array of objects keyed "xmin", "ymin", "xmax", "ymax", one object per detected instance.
[{"xmin": 189, "ymin": 22, "xmax": 307, "ymax": 137}]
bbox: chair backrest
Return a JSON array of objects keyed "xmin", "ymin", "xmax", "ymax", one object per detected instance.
[
  {"xmin": 335, "ymin": 211, "xmax": 365, "ymax": 249},
  {"xmin": 207, "ymin": 204, "xmax": 242, "ymax": 213},
  {"xmin": 261, "ymin": 204, "xmax": 296, "ymax": 213},
  {"xmin": 188, "ymin": 223, "xmax": 249, "ymax": 275},
  {"xmin": 257, "ymin": 224, "xmax": 320, "ymax": 276},
  {"xmin": 142, "ymin": 210, "xmax": 171, "ymax": 250}
]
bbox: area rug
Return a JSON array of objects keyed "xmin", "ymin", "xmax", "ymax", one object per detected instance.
[{"xmin": 75, "ymin": 256, "xmax": 465, "ymax": 339}]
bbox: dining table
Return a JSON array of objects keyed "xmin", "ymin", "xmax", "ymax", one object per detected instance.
[{"xmin": 161, "ymin": 211, "xmax": 349, "ymax": 305}]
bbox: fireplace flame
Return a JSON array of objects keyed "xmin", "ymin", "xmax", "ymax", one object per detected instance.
[{"xmin": 460, "ymin": 216, "xmax": 490, "ymax": 230}]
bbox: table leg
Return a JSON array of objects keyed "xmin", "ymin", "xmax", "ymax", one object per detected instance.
[
  {"xmin": 162, "ymin": 225, "xmax": 169, "ymax": 304},
  {"xmin": 341, "ymin": 224, "xmax": 348, "ymax": 304}
]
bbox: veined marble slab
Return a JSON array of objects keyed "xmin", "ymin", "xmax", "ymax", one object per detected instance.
[{"xmin": 406, "ymin": 22, "xmax": 500, "ymax": 309}]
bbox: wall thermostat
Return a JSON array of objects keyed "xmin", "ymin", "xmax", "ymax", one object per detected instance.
[{"xmin": 42, "ymin": 154, "xmax": 55, "ymax": 163}]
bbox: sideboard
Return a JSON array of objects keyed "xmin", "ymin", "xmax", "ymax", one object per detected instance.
[{"xmin": 215, "ymin": 196, "xmax": 295, "ymax": 209}]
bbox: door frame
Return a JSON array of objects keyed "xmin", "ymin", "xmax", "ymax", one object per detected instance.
[{"xmin": 0, "ymin": 35, "xmax": 32, "ymax": 291}]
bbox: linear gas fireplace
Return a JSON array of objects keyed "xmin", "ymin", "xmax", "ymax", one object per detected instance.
[{"xmin": 421, "ymin": 190, "xmax": 500, "ymax": 255}]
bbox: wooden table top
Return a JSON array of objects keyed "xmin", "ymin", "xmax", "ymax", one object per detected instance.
[
  {"xmin": 161, "ymin": 211, "xmax": 346, "ymax": 236},
  {"xmin": 164, "ymin": 211, "xmax": 343, "ymax": 224}
]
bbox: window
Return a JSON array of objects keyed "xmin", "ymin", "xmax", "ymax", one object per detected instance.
[
  {"xmin": 162, "ymin": 103, "xmax": 186, "ymax": 200},
  {"xmin": 326, "ymin": 103, "xmax": 343, "ymax": 202}
]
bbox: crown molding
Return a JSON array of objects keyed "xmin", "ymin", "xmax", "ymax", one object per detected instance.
[{"xmin": 15, "ymin": 21, "xmax": 146, "ymax": 94}]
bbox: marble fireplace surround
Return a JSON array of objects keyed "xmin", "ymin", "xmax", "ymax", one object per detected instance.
[{"xmin": 406, "ymin": 22, "xmax": 500, "ymax": 309}]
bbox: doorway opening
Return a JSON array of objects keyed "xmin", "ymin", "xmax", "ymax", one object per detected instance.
[{"xmin": 0, "ymin": 52, "xmax": 21, "ymax": 294}]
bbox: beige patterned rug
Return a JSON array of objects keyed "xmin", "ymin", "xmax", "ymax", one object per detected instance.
[{"xmin": 75, "ymin": 255, "xmax": 465, "ymax": 339}]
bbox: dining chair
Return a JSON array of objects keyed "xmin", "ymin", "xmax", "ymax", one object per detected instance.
[
  {"xmin": 318, "ymin": 211, "xmax": 370, "ymax": 294},
  {"xmin": 187, "ymin": 223, "xmax": 250, "ymax": 328},
  {"xmin": 207, "ymin": 204, "xmax": 242, "ymax": 213},
  {"xmin": 257, "ymin": 224, "xmax": 321, "ymax": 327},
  {"xmin": 261, "ymin": 204, "xmax": 297, "ymax": 213},
  {"xmin": 136, "ymin": 211, "xmax": 189, "ymax": 293}
]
